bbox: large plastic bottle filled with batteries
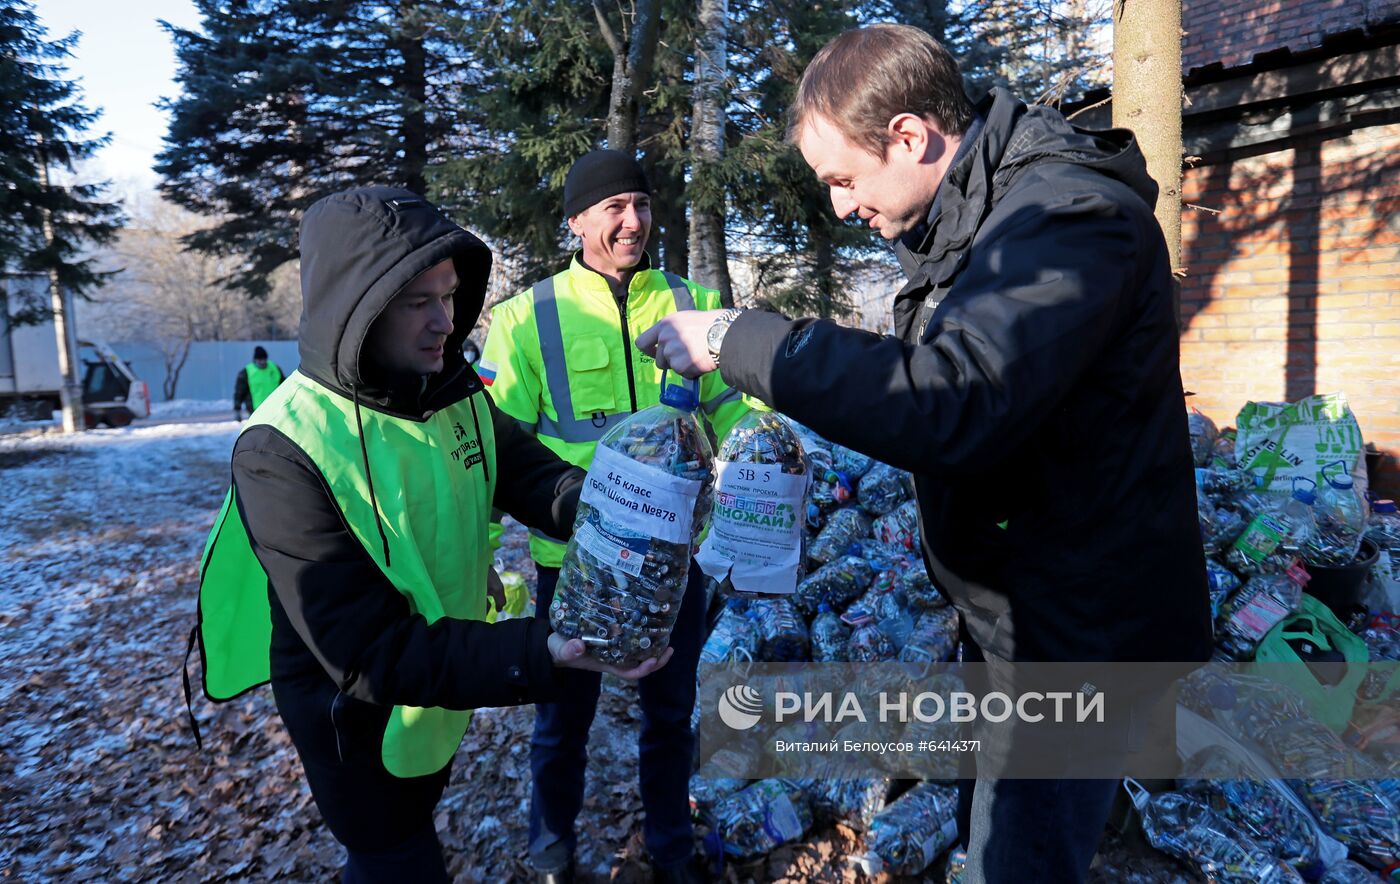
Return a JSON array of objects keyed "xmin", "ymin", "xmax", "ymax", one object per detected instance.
[{"xmin": 549, "ymin": 374, "xmax": 714, "ymax": 667}]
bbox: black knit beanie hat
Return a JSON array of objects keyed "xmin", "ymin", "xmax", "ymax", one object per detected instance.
[
  {"xmin": 253, "ymin": 345, "xmax": 268, "ymax": 360},
  {"xmin": 563, "ymin": 149, "xmax": 650, "ymax": 217}
]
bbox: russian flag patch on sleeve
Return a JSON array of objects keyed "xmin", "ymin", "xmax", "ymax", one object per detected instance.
[{"xmin": 477, "ymin": 359, "xmax": 498, "ymax": 386}]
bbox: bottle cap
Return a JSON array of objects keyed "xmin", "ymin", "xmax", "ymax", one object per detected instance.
[
  {"xmin": 658, "ymin": 370, "xmax": 700, "ymax": 411},
  {"xmin": 1292, "ymin": 488, "xmax": 1316, "ymax": 506},
  {"xmin": 1375, "ymin": 500, "xmax": 1398, "ymax": 514}
]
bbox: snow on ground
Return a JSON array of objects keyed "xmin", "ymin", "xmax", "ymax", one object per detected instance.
[{"xmin": 148, "ymin": 398, "xmax": 234, "ymax": 419}]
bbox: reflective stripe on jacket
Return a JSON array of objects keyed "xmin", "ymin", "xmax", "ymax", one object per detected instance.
[{"xmin": 481, "ymin": 255, "xmax": 748, "ymax": 566}]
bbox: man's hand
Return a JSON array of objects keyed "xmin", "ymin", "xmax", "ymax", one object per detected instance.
[
  {"xmin": 634, "ymin": 310, "xmax": 724, "ymax": 379},
  {"xmin": 547, "ymin": 632, "xmax": 674, "ymax": 681}
]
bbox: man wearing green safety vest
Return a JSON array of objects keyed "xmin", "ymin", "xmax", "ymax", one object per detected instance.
[
  {"xmin": 195, "ymin": 186, "xmax": 671, "ymax": 882},
  {"xmin": 480, "ymin": 150, "xmax": 748, "ymax": 884},
  {"xmin": 232, "ymin": 345, "xmax": 284, "ymax": 420}
]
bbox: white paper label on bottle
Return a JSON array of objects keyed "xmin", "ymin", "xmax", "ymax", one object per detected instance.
[
  {"xmin": 578, "ymin": 443, "xmax": 703, "ymax": 545},
  {"xmin": 573, "ymin": 519, "xmax": 648, "ymax": 577},
  {"xmin": 763, "ymin": 792, "xmax": 804, "ymax": 842},
  {"xmin": 696, "ymin": 460, "xmax": 808, "ymax": 594}
]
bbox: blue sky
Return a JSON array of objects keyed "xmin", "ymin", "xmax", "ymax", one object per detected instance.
[{"xmin": 33, "ymin": 0, "xmax": 200, "ymax": 193}]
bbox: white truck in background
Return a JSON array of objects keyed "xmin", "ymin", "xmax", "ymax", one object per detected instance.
[{"xmin": 0, "ymin": 273, "xmax": 151, "ymax": 427}]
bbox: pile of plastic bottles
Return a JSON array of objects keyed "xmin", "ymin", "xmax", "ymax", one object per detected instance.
[{"xmin": 1135, "ymin": 787, "xmax": 1306, "ymax": 883}]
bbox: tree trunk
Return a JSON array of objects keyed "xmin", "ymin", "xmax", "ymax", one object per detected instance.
[
  {"xmin": 36, "ymin": 138, "xmax": 83, "ymax": 433},
  {"xmin": 395, "ymin": 3, "xmax": 429, "ymax": 196},
  {"xmin": 687, "ymin": 0, "xmax": 733, "ymax": 305},
  {"xmin": 813, "ymin": 226, "xmax": 836, "ymax": 319},
  {"xmin": 594, "ymin": 0, "xmax": 662, "ymax": 153},
  {"xmin": 1113, "ymin": 0, "xmax": 1183, "ymax": 322}
]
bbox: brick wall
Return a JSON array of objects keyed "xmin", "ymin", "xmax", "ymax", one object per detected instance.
[
  {"xmin": 1182, "ymin": 0, "xmax": 1400, "ymax": 72},
  {"xmin": 1179, "ymin": 122, "xmax": 1400, "ymax": 495}
]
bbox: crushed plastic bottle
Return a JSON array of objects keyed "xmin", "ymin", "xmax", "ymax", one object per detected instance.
[
  {"xmin": 1189, "ymin": 409, "xmax": 1220, "ymax": 467},
  {"xmin": 700, "ymin": 599, "xmax": 761, "ymax": 664},
  {"xmin": 708, "ymin": 778, "xmax": 813, "ymax": 860},
  {"xmin": 898, "ymin": 564, "xmax": 948, "ymax": 611},
  {"xmin": 690, "ymin": 774, "xmax": 750, "ymax": 815},
  {"xmin": 798, "ymin": 778, "xmax": 890, "ymax": 830},
  {"xmin": 747, "ymin": 597, "xmax": 810, "ymax": 662},
  {"xmin": 794, "ymin": 555, "xmax": 874, "ymax": 616},
  {"xmin": 872, "ymin": 500, "xmax": 921, "ymax": 551},
  {"xmin": 867, "ymin": 782, "xmax": 960, "ymax": 875},
  {"xmin": 857, "ymin": 463, "xmax": 911, "ymax": 516},
  {"xmin": 848, "ymin": 621, "xmax": 899, "ymax": 662},
  {"xmin": 551, "ymin": 376, "xmax": 714, "ymax": 666},
  {"xmin": 1307, "ymin": 466, "xmax": 1367, "ymax": 566},
  {"xmin": 832, "ymin": 445, "xmax": 875, "ymax": 479},
  {"xmin": 1214, "ymin": 565, "xmax": 1309, "ymax": 660},
  {"xmin": 1223, "ymin": 488, "xmax": 1317, "ymax": 576},
  {"xmin": 1132, "ymin": 786, "xmax": 1304, "ymax": 884},
  {"xmin": 901, "ymin": 607, "xmax": 959, "ymax": 664},
  {"xmin": 808, "ymin": 507, "xmax": 873, "ymax": 565},
  {"xmin": 811, "ymin": 603, "xmax": 852, "ymax": 662}
]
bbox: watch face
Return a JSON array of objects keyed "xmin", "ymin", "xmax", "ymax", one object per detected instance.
[{"xmin": 707, "ymin": 321, "xmax": 728, "ymax": 352}]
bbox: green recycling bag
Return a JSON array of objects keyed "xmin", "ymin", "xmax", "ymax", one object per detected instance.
[
  {"xmin": 1254, "ymin": 594, "xmax": 1368, "ymax": 732},
  {"xmin": 1235, "ymin": 393, "xmax": 1366, "ymax": 497}
]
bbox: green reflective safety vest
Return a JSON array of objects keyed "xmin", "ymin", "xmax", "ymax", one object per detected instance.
[
  {"xmin": 480, "ymin": 257, "xmax": 750, "ymax": 567},
  {"xmin": 245, "ymin": 361, "xmax": 282, "ymax": 410},
  {"xmin": 197, "ymin": 370, "xmax": 496, "ymax": 778}
]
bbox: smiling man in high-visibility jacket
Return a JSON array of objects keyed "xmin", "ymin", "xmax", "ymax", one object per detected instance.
[{"xmin": 481, "ymin": 149, "xmax": 747, "ymax": 884}]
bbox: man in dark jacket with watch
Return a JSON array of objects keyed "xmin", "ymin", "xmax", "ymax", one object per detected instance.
[
  {"xmin": 196, "ymin": 187, "xmax": 671, "ymax": 882},
  {"xmin": 638, "ymin": 24, "xmax": 1211, "ymax": 884}
]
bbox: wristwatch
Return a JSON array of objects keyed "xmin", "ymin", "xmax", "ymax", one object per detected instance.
[{"xmin": 706, "ymin": 308, "xmax": 744, "ymax": 364}]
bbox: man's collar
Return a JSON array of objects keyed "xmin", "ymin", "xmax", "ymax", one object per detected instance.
[
  {"xmin": 572, "ymin": 250, "xmax": 652, "ymax": 298},
  {"xmin": 898, "ymin": 113, "xmax": 986, "ymax": 256}
]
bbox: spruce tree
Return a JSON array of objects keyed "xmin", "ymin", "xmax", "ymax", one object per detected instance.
[{"xmin": 0, "ymin": 0, "xmax": 123, "ymax": 323}]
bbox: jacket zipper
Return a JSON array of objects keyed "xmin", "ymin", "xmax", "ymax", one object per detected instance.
[{"xmin": 614, "ymin": 290, "xmax": 639, "ymax": 413}]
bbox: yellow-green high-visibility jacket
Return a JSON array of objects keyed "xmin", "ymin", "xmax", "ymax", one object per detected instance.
[
  {"xmin": 245, "ymin": 361, "xmax": 283, "ymax": 410},
  {"xmin": 481, "ymin": 255, "xmax": 749, "ymax": 567}
]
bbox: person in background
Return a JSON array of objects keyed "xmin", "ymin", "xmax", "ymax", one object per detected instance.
[
  {"xmin": 481, "ymin": 149, "xmax": 748, "ymax": 883},
  {"xmin": 232, "ymin": 345, "xmax": 284, "ymax": 420}
]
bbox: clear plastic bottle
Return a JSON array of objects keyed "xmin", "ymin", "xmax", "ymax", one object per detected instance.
[
  {"xmin": 867, "ymin": 782, "xmax": 960, "ymax": 875},
  {"xmin": 550, "ymin": 376, "xmax": 714, "ymax": 666},
  {"xmin": 810, "ymin": 603, "xmax": 851, "ymax": 662},
  {"xmin": 794, "ymin": 555, "xmax": 874, "ymax": 616},
  {"xmin": 708, "ymin": 778, "xmax": 813, "ymax": 860},
  {"xmin": 1214, "ymin": 566, "xmax": 1308, "ymax": 660},
  {"xmin": 1133, "ymin": 788, "xmax": 1304, "ymax": 884},
  {"xmin": 1223, "ymin": 488, "xmax": 1316, "ymax": 575},
  {"xmin": 1307, "ymin": 470, "xmax": 1367, "ymax": 565},
  {"xmin": 746, "ymin": 597, "xmax": 810, "ymax": 662}
]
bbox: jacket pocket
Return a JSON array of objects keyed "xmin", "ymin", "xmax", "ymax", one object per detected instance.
[
  {"xmin": 565, "ymin": 335, "xmax": 615, "ymax": 417},
  {"xmin": 328, "ymin": 690, "xmax": 390, "ymax": 764}
]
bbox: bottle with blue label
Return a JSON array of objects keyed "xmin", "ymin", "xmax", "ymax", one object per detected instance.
[
  {"xmin": 1307, "ymin": 463, "xmax": 1366, "ymax": 565},
  {"xmin": 551, "ymin": 374, "xmax": 714, "ymax": 666}
]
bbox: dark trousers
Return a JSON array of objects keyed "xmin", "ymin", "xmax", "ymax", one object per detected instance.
[
  {"xmin": 952, "ymin": 640, "xmax": 1127, "ymax": 884},
  {"xmin": 272, "ymin": 677, "xmax": 451, "ymax": 883},
  {"xmin": 528, "ymin": 561, "xmax": 706, "ymax": 870}
]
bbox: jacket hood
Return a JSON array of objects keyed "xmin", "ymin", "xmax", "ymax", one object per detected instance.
[
  {"xmin": 901, "ymin": 87, "xmax": 1158, "ymax": 273},
  {"xmin": 297, "ymin": 187, "xmax": 492, "ymax": 398}
]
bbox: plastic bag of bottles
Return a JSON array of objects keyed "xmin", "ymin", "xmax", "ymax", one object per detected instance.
[
  {"xmin": 551, "ymin": 377, "xmax": 714, "ymax": 666},
  {"xmin": 1189, "ymin": 409, "xmax": 1220, "ymax": 467},
  {"xmin": 1215, "ymin": 566, "xmax": 1308, "ymax": 660},
  {"xmin": 857, "ymin": 463, "xmax": 911, "ymax": 516},
  {"xmin": 873, "ymin": 500, "xmax": 921, "ymax": 551},
  {"xmin": 848, "ymin": 621, "xmax": 899, "ymax": 662},
  {"xmin": 901, "ymin": 607, "xmax": 959, "ymax": 664},
  {"xmin": 697, "ymin": 412, "xmax": 810, "ymax": 594},
  {"xmin": 1223, "ymin": 489, "xmax": 1316, "ymax": 576},
  {"xmin": 844, "ymin": 574, "xmax": 907, "ymax": 625},
  {"xmin": 1130, "ymin": 785, "xmax": 1305, "ymax": 884},
  {"xmin": 747, "ymin": 597, "xmax": 810, "ymax": 662},
  {"xmin": 701, "ymin": 600, "xmax": 761, "ymax": 664},
  {"xmin": 1289, "ymin": 779, "xmax": 1400, "ymax": 864},
  {"xmin": 799, "ymin": 778, "xmax": 890, "ymax": 830},
  {"xmin": 708, "ymin": 779, "xmax": 813, "ymax": 860},
  {"xmin": 897, "ymin": 564, "xmax": 947, "ymax": 612},
  {"xmin": 809, "ymin": 507, "xmax": 872, "ymax": 565},
  {"xmin": 794, "ymin": 555, "xmax": 874, "ymax": 616},
  {"xmin": 1179, "ymin": 752, "xmax": 1328, "ymax": 875},
  {"xmin": 811, "ymin": 603, "xmax": 852, "ymax": 662},
  {"xmin": 1203, "ymin": 506, "xmax": 1249, "ymax": 555},
  {"xmin": 832, "ymin": 445, "xmax": 874, "ymax": 479},
  {"xmin": 867, "ymin": 782, "xmax": 960, "ymax": 875},
  {"xmin": 1307, "ymin": 470, "xmax": 1367, "ymax": 566}
]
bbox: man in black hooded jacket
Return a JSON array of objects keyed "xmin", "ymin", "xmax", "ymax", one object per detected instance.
[
  {"xmin": 198, "ymin": 187, "xmax": 670, "ymax": 881},
  {"xmin": 639, "ymin": 24, "xmax": 1212, "ymax": 883}
]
